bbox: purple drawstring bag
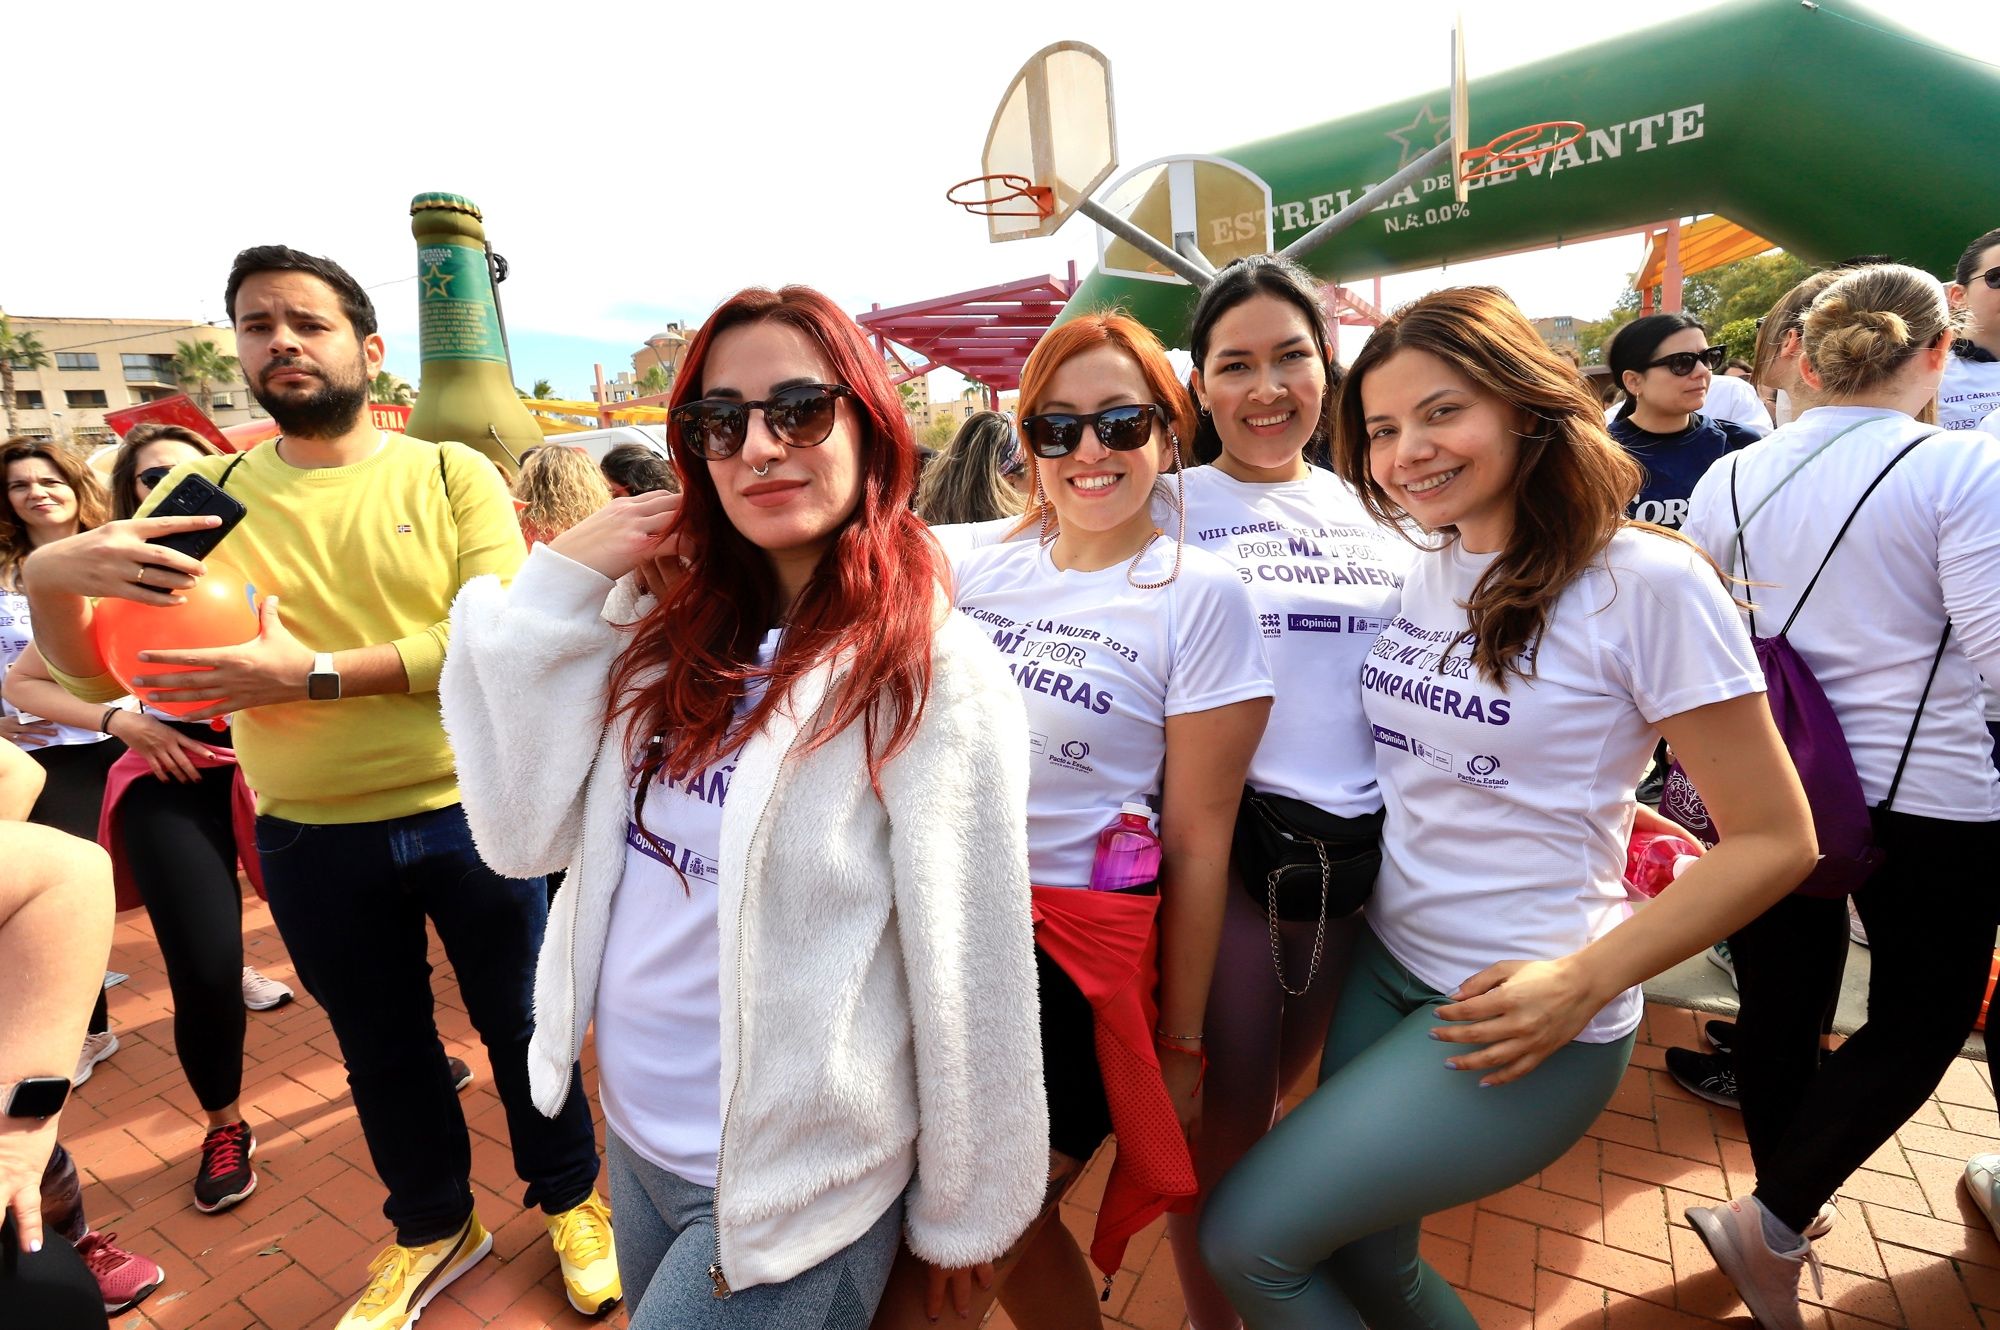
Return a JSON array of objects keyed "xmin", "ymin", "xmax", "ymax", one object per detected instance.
[{"xmin": 1661, "ymin": 427, "xmax": 1948, "ymax": 898}]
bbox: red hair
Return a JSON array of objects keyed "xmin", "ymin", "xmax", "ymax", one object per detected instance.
[
  {"xmin": 1015, "ymin": 312, "xmax": 1195, "ymax": 535},
  {"xmin": 609, "ymin": 286, "xmax": 939, "ymax": 795}
]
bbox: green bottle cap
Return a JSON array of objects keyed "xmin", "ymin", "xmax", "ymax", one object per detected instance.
[{"xmin": 409, "ymin": 192, "xmax": 483, "ymax": 220}]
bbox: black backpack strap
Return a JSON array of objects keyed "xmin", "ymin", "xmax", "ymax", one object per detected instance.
[
  {"xmin": 1728, "ymin": 458, "xmax": 1756, "ymax": 636},
  {"xmin": 216, "ymin": 451, "xmax": 251, "ymax": 490},
  {"xmin": 1779, "ymin": 431, "xmax": 1940, "ymax": 636},
  {"xmin": 1882, "ymin": 623, "xmax": 1952, "ymax": 812}
]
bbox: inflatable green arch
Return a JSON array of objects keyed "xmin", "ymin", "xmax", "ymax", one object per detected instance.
[{"xmin": 1065, "ymin": 0, "xmax": 1999, "ymax": 341}]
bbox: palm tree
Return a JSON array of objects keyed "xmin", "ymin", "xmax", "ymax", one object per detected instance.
[
  {"xmin": 171, "ymin": 339, "xmax": 240, "ymax": 418},
  {"xmin": 369, "ymin": 371, "xmax": 415, "ymax": 406},
  {"xmin": 637, "ymin": 365, "xmax": 671, "ymax": 398},
  {"xmin": 0, "ymin": 314, "xmax": 52, "ymax": 437},
  {"xmin": 531, "ymin": 379, "xmax": 555, "ymax": 399}
]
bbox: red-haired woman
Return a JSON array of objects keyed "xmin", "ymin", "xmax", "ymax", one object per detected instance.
[
  {"xmin": 1198, "ymin": 287, "xmax": 1816, "ymax": 1329},
  {"xmin": 877, "ymin": 313, "xmax": 1274, "ymax": 1330},
  {"xmin": 441, "ymin": 286, "xmax": 1046, "ymax": 1327}
]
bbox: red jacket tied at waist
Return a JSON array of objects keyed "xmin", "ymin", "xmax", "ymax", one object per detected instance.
[
  {"xmin": 1030, "ymin": 884, "xmax": 1197, "ymax": 1277},
  {"xmin": 98, "ymin": 744, "xmax": 263, "ymax": 914}
]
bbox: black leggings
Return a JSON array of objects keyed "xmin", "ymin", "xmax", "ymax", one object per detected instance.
[
  {"xmin": 0, "ymin": 1215, "xmax": 107, "ymax": 1330},
  {"xmin": 120, "ymin": 758, "xmax": 247, "ymax": 1112},
  {"xmin": 1730, "ymin": 808, "xmax": 2000, "ymax": 1234}
]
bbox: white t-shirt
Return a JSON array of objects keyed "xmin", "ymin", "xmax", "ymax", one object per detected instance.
[
  {"xmin": 594, "ymin": 630, "xmax": 779, "ymax": 1187},
  {"xmin": 954, "ymin": 536, "xmax": 1273, "ymax": 888},
  {"xmin": 0, "ymin": 588, "xmax": 110, "ymax": 749},
  {"xmin": 1979, "ymin": 403, "xmax": 2000, "ymax": 438},
  {"xmin": 1684, "ymin": 407, "xmax": 2000, "ymax": 820},
  {"xmin": 1363, "ymin": 530, "xmax": 1762, "ymax": 1043},
  {"xmin": 1704, "ymin": 373, "xmax": 1773, "ymax": 437},
  {"xmin": 1939, "ymin": 353, "xmax": 2000, "ymax": 433},
  {"xmin": 928, "ymin": 517, "xmax": 1017, "ymax": 567},
  {"xmin": 1181, "ymin": 466, "xmax": 1413, "ymax": 813}
]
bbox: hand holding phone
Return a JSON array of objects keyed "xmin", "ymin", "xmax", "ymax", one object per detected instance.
[{"xmin": 144, "ymin": 474, "xmax": 246, "ymax": 568}]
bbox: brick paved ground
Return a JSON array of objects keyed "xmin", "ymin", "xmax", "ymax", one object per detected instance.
[{"xmin": 68, "ymin": 893, "xmax": 2000, "ymax": 1329}]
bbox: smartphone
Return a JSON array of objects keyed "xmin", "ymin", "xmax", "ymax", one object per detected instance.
[{"xmin": 146, "ymin": 473, "xmax": 247, "ymax": 564}]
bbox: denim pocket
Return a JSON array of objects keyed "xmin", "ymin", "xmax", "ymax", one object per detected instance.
[{"xmin": 253, "ymin": 819, "xmax": 309, "ymax": 857}]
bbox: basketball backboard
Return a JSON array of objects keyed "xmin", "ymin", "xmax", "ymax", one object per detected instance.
[
  {"xmin": 1096, "ymin": 155, "xmax": 1274, "ymax": 284},
  {"xmin": 978, "ymin": 41, "xmax": 1117, "ymax": 243}
]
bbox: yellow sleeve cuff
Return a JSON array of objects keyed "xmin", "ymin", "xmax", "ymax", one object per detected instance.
[
  {"xmin": 43, "ymin": 661, "xmax": 128, "ymax": 706},
  {"xmin": 391, "ymin": 624, "xmax": 449, "ymax": 695}
]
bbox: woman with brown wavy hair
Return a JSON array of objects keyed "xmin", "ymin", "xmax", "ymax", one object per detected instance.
[
  {"xmin": 1197, "ymin": 287, "xmax": 1816, "ymax": 1330},
  {"xmin": 512, "ymin": 443, "xmax": 613, "ymax": 546}
]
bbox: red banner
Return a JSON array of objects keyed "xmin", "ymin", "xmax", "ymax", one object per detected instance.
[
  {"xmin": 370, "ymin": 403, "xmax": 413, "ymax": 431},
  {"xmin": 103, "ymin": 394, "xmax": 232, "ymax": 451}
]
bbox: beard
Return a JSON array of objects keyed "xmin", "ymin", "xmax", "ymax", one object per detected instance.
[{"xmin": 250, "ymin": 354, "xmax": 370, "ymax": 438}]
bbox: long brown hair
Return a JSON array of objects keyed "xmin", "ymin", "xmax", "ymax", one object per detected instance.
[
  {"xmin": 1, "ymin": 438, "xmax": 109, "ymax": 589},
  {"xmin": 1334, "ymin": 287, "xmax": 1647, "ymax": 684},
  {"xmin": 607, "ymin": 286, "xmax": 939, "ymax": 795},
  {"xmin": 110, "ymin": 424, "xmax": 224, "ymax": 520}
]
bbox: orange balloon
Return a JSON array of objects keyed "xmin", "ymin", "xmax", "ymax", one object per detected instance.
[{"xmin": 92, "ymin": 566, "xmax": 261, "ymax": 717}]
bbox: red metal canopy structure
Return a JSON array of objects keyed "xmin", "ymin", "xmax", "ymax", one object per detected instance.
[{"xmin": 857, "ymin": 264, "xmax": 1081, "ymax": 402}]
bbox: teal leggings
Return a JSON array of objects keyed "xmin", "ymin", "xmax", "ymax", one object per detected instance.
[{"xmin": 1199, "ymin": 925, "xmax": 1634, "ymax": 1329}]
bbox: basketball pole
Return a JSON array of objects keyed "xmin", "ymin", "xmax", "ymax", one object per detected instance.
[
  {"xmin": 1076, "ymin": 197, "xmax": 1217, "ymax": 288},
  {"xmin": 1277, "ymin": 137, "xmax": 1455, "ymax": 265}
]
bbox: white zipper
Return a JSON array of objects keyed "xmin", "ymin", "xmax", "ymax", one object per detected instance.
[{"xmin": 708, "ymin": 711, "xmax": 808, "ymax": 1298}]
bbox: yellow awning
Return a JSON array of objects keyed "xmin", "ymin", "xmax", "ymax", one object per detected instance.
[{"xmin": 1636, "ymin": 216, "xmax": 1778, "ymax": 291}]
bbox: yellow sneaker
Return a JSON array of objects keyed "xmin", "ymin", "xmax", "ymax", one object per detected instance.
[
  {"xmin": 334, "ymin": 1214, "xmax": 491, "ymax": 1330},
  {"xmin": 546, "ymin": 1190, "xmax": 621, "ymax": 1315}
]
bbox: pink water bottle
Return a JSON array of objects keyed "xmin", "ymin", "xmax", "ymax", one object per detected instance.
[
  {"xmin": 1090, "ymin": 803, "xmax": 1162, "ymax": 892},
  {"xmin": 1624, "ymin": 830, "xmax": 1702, "ymax": 900}
]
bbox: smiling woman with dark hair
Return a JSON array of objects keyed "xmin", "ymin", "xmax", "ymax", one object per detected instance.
[{"xmin": 1197, "ymin": 286, "xmax": 1815, "ymax": 1330}]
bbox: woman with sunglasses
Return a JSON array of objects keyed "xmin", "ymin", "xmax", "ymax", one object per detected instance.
[
  {"xmin": 442, "ymin": 286, "xmax": 1046, "ymax": 1328},
  {"xmin": 878, "ymin": 313, "xmax": 1273, "ymax": 1330},
  {"xmin": 1676, "ymin": 264, "xmax": 2000, "ymax": 1328},
  {"xmin": 1198, "ymin": 287, "xmax": 1815, "ymax": 1330},
  {"xmin": 4, "ymin": 424, "xmax": 298, "ymax": 1217},
  {"xmin": 1151, "ymin": 255, "xmax": 1415, "ymax": 1330},
  {"xmin": 914, "ymin": 410, "xmax": 1025, "ymax": 527},
  {"xmin": 1605, "ymin": 314, "xmax": 1760, "ymax": 531},
  {"xmin": 1941, "ymin": 227, "xmax": 2000, "ymax": 432}
]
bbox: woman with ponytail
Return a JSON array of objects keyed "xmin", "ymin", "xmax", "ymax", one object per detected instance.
[{"xmin": 1679, "ymin": 264, "xmax": 2000, "ymax": 1329}]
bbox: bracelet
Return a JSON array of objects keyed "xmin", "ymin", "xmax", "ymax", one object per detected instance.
[
  {"xmin": 1154, "ymin": 1028, "xmax": 1204, "ymax": 1044},
  {"xmin": 100, "ymin": 707, "xmax": 122, "ymax": 736}
]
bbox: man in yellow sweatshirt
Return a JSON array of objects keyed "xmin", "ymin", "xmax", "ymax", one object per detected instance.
[{"xmin": 25, "ymin": 247, "xmax": 620, "ymax": 1329}]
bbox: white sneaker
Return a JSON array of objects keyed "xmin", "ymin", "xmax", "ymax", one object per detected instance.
[
  {"xmin": 240, "ymin": 966, "xmax": 294, "ymax": 1011},
  {"xmin": 1966, "ymin": 1155, "xmax": 2000, "ymax": 1237},
  {"xmin": 74, "ymin": 1030, "xmax": 120, "ymax": 1086},
  {"xmin": 1707, "ymin": 940, "xmax": 1739, "ymax": 991},
  {"xmin": 1847, "ymin": 899, "xmax": 1869, "ymax": 948}
]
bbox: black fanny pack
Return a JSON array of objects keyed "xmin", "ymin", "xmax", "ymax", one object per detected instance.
[{"xmin": 1232, "ymin": 786, "xmax": 1384, "ymax": 924}]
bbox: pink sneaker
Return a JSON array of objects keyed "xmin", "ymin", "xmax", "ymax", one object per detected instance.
[
  {"xmin": 75, "ymin": 1230, "xmax": 165, "ymax": 1313},
  {"xmin": 1686, "ymin": 1196, "xmax": 1822, "ymax": 1330}
]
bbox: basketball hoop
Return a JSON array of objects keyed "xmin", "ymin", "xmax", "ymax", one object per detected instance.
[
  {"xmin": 946, "ymin": 173, "xmax": 1056, "ymax": 220},
  {"xmin": 1459, "ymin": 121, "xmax": 1586, "ymax": 183}
]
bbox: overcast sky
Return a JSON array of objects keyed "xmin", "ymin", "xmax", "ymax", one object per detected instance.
[{"xmin": 3, "ymin": 0, "xmax": 1993, "ymax": 400}]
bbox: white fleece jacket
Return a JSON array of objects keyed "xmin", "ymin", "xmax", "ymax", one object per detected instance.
[{"xmin": 440, "ymin": 545, "xmax": 1047, "ymax": 1292}]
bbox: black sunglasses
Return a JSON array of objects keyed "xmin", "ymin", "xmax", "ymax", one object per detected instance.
[
  {"xmin": 1644, "ymin": 346, "xmax": 1729, "ymax": 377},
  {"xmin": 1974, "ymin": 264, "xmax": 2000, "ymax": 291},
  {"xmin": 670, "ymin": 383, "xmax": 854, "ymax": 461},
  {"xmin": 136, "ymin": 465, "xmax": 175, "ymax": 489},
  {"xmin": 1020, "ymin": 404, "xmax": 1161, "ymax": 459}
]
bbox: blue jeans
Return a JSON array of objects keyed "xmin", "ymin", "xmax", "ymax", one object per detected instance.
[
  {"xmin": 605, "ymin": 1131, "xmax": 902, "ymax": 1329},
  {"xmin": 256, "ymin": 803, "xmax": 599, "ymax": 1245}
]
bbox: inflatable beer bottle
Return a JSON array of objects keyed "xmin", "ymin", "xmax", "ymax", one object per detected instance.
[{"xmin": 404, "ymin": 192, "xmax": 540, "ymax": 479}]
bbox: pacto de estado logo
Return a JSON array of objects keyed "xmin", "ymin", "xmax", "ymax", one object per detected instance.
[
  {"xmin": 1061, "ymin": 740, "xmax": 1090, "ymax": 761},
  {"xmin": 1466, "ymin": 755, "xmax": 1501, "ymax": 777}
]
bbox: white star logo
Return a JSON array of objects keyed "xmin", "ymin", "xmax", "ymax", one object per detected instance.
[{"xmin": 1386, "ymin": 102, "xmax": 1450, "ymax": 169}]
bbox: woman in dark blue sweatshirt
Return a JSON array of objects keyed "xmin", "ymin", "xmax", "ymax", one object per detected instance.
[{"xmin": 1606, "ymin": 314, "xmax": 1760, "ymax": 530}]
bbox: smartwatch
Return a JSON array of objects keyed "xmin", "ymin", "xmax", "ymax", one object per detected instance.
[
  {"xmin": 3, "ymin": 1076, "xmax": 72, "ymax": 1121},
  {"xmin": 307, "ymin": 652, "xmax": 342, "ymax": 702}
]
